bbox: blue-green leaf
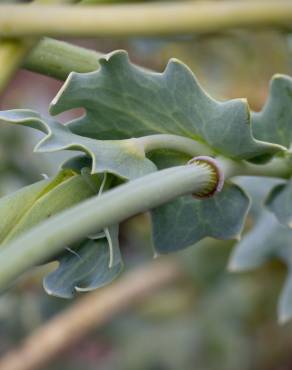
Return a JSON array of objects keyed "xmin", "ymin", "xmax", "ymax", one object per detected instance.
[
  {"xmin": 252, "ymin": 74, "xmax": 292, "ymax": 149},
  {"xmin": 0, "ymin": 109, "xmax": 157, "ymax": 180},
  {"xmin": 229, "ymin": 177, "xmax": 292, "ymax": 323},
  {"xmin": 43, "ymin": 238, "xmax": 122, "ymax": 298},
  {"xmin": 151, "ymin": 183, "xmax": 249, "ymax": 254},
  {"xmin": 229, "ymin": 177, "xmax": 286, "ymax": 271},
  {"xmin": 50, "ymin": 50, "xmax": 283, "ymax": 161},
  {"xmin": 266, "ymin": 179, "xmax": 292, "ymax": 228}
]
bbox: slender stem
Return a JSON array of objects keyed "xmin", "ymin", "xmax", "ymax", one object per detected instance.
[
  {"xmin": 23, "ymin": 37, "xmax": 101, "ymax": 80},
  {"xmin": 220, "ymin": 156, "xmax": 292, "ymax": 179},
  {"xmin": 0, "ymin": 1, "xmax": 292, "ymax": 38},
  {"xmin": 138, "ymin": 134, "xmax": 292, "ymax": 179},
  {"xmin": 140, "ymin": 134, "xmax": 212, "ymax": 157},
  {"xmin": 0, "ymin": 163, "xmax": 215, "ymax": 289}
]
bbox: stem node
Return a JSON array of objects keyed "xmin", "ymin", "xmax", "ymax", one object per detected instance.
[{"xmin": 188, "ymin": 156, "xmax": 224, "ymax": 198}]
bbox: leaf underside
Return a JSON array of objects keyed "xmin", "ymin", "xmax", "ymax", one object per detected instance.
[
  {"xmin": 44, "ymin": 238, "xmax": 122, "ymax": 298},
  {"xmin": 0, "ymin": 110, "xmax": 157, "ymax": 181}
]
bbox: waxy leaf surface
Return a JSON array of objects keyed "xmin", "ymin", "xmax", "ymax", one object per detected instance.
[
  {"xmin": 44, "ymin": 239, "xmax": 122, "ymax": 298},
  {"xmin": 148, "ymin": 150, "xmax": 250, "ymax": 253},
  {"xmin": 252, "ymin": 75, "xmax": 292, "ymax": 149},
  {"xmin": 151, "ymin": 183, "xmax": 249, "ymax": 254},
  {"xmin": 50, "ymin": 50, "xmax": 282, "ymax": 161},
  {"xmin": 0, "ymin": 109, "xmax": 156, "ymax": 180}
]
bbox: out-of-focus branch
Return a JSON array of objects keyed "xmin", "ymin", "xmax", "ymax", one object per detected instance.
[
  {"xmin": 0, "ymin": 0, "xmax": 74, "ymax": 95},
  {"xmin": 0, "ymin": 258, "xmax": 182, "ymax": 370},
  {"xmin": 3, "ymin": 0, "xmax": 292, "ymax": 90},
  {"xmin": 0, "ymin": 39, "xmax": 36, "ymax": 95},
  {"xmin": 0, "ymin": 1, "xmax": 292, "ymax": 38},
  {"xmin": 23, "ymin": 37, "xmax": 102, "ymax": 80}
]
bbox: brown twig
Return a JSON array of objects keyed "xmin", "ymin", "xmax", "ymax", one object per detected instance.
[{"xmin": 0, "ymin": 258, "xmax": 182, "ymax": 370}]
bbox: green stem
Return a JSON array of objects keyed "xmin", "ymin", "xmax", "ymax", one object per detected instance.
[
  {"xmin": 1, "ymin": 1, "xmax": 292, "ymax": 38},
  {"xmin": 24, "ymin": 37, "xmax": 101, "ymax": 80},
  {"xmin": 0, "ymin": 162, "xmax": 215, "ymax": 289},
  {"xmin": 139, "ymin": 134, "xmax": 292, "ymax": 179},
  {"xmin": 140, "ymin": 134, "xmax": 212, "ymax": 157},
  {"xmin": 220, "ymin": 156, "xmax": 292, "ymax": 179}
]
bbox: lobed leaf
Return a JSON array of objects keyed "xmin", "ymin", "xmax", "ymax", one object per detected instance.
[
  {"xmin": 0, "ymin": 109, "xmax": 157, "ymax": 180},
  {"xmin": 252, "ymin": 74, "xmax": 292, "ymax": 149},
  {"xmin": 151, "ymin": 183, "xmax": 249, "ymax": 254},
  {"xmin": 148, "ymin": 150, "xmax": 250, "ymax": 253},
  {"xmin": 2, "ymin": 50, "xmax": 292, "ymax": 301},
  {"xmin": 43, "ymin": 238, "xmax": 122, "ymax": 298},
  {"xmin": 49, "ymin": 50, "xmax": 283, "ymax": 161}
]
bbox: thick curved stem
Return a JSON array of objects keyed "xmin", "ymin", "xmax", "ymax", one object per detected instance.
[{"xmin": 0, "ymin": 162, "xmax": 217, "ymax": 289}]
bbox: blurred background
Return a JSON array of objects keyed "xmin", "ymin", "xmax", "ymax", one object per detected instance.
[{"xmin": 1, "ymin": 1, "xmax": 292, "ymax": 369}]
